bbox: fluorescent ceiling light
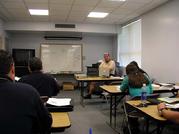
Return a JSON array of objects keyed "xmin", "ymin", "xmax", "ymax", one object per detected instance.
[
  {"xmin": 29, "ymin": 9, "xmax": 49, "ymax": 15},
  {"xmin": 88, "ymin": 12, "xmax": 109, "ymax": 18}
]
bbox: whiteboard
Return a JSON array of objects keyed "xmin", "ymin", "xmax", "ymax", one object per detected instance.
[{"xmin": 41, "ymin": 44, "xmax": 82, "ymax": 74}]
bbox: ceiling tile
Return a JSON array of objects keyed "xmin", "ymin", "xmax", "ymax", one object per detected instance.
[
  {"xmin": 0, "ymin": 0, "xmax": 23, "ymax": 2},
  {"xmin": 74, "ymin": 0, "xmax": 100, "ymax": 6},
  {"xmin": 7, "ymin": 9, "xmax": 30, "ymax": 16},
  {"xmin": 24, "ymin": 0, "xmax": 48, "ymax": 3},
  {"xmin": 50, "ymin": 15, "xmax": 66, "ymax": 22},
  {"xmin": 127, "ymin": 0, "xmax": 153, "ymax": 4},
  {"xmin": 49, "ymin": 4, "xmax": 71, "ymax": 10},
  {"xmin": 49, "ymin": 0, "xmax": 73, "ymax": 5},
  {"xmin": 112, "ymin": 8, "xmax": 133, "ymax": 15},
  {"xmin": 67, "ymin": 15, "xmax": 86, "ymax": 22},
  {"xmin": 1, "ymin": 1, "xmax": 26, "ymax": 9},
  {"xmin": 85, "ymin": 17, "xmax": 102, "ymax": 23},
  {"xmin": 32, "ymin": 16, "xmax": 49, "ymax": 22},
  {"xmin": 69, "ymin": 11, "xmax": 89, "ymax": 17},
  {"xmin": 71, "ymin": 5, "xmax": 94, "ymax": 12},
  {"xmin": 92, "ymin": 7, "xmax": 114, "ymax": 12},
  {"xmin": 96, "ymin": 0, "xmax": 125, "ymax": 8},
  {"xmin": 50, "ymin": 9, "xmax": 69, "ymax": 16},
  {"xmin": 26, "ymin": 3, "xmax": 48, "ymax": 9},
  {"xmin": 11, "ymin": 17, "xmax": 32, "ymax": 21},
  {"xmin": 121, "ymin": 1, "xmax": 147, "ymax": 11}
]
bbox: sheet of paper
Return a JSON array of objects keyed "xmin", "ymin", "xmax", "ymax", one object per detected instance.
[
  {"xmin": 15, "ymin": 76, "xmax": 20, "ymax": 81},
  {"xmin": 47, "ymin": 98, "xmax": 71, "ymax": 106},
  {"xmin": 159, "ymin": 86, "xmax": 173, "ymax": 90},
  {"xmin": 158, "ymin": 97, "xmax": 179, "ymax": 103},
  {"xmin": 116, "ymin": 85, "xmax": 121, "ymax": 91},
  {"xmin": 165, "ymin": 103, "xmax": 179, "ymax": 109},
  {"xmin": 159, "ymin": 83, "xmax": 174, "ymax": 86},
  {"xmin": 152, "ymin": 84, "xmax": 160, "ymax": 88},
  {"xmin": 174, "ymin": 85, "xmax": 179, "ymax": 89}
]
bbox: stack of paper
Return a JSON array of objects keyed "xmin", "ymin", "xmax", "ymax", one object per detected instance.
[
  {"xmin": 158, "ymin": 97, "xmax": 179, "ymax": 104},
  {"xmin": 47, "ymin": 98, "xmax": 71, "ymax": 106},
  {"xmin": 165, "ymin": 103, "xmax": 179, "ymax": 109}
]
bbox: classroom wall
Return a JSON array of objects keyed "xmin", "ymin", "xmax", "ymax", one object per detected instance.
[
  {"xmin": 8, "ymin": 32, "xmax": 116, "ymax": 73},
  {"xmin": 0, "ymin": 19, "xmax": 6, "ymax": 50},
  {"xmin": 4, "ymin": 22, "xmax": 117, "ymax": 34},
  {"xmin": 0, "ymin": 19, "xmax": 3, "ymax": 35},
  {"xmin": 142, "ymin": 0, "xmax": 179, "ymax": 83}
]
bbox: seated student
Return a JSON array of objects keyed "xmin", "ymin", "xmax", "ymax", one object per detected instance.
[
  {"xmin": 129, "ymin": 61, "xmax": 149, "ymax": 78},
  {"xmin": 120, "ymin": 63, "xmax": 153, "ymax": 134},
  {"xmin": 0, "ymin": 49, "xmax": 52, "ymax": 134},
  {"xmin": 84, "ymin": 53, "xmax": 115, "ymax": 99},
  {"xmin": 19, "ymin": 57, "xmax": 60, "ymax": 97},
  {"xmin": 158, "ymin": 103, "xmax": 179, "ymax": 123},
  {"xmin": 120, "ymin": 63, "xmax": 153, "ymax": 97}
]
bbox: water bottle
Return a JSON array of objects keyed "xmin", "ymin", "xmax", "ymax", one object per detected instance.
[
  {"xmin": 141, "ymin": 84, "xmax": 147, "ymax": 107},
  {"xmin": 89, "ymin": 128, "xmax": 92, "ymax": 134}
]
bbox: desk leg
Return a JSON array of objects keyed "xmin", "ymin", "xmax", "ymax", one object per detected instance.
[
  {"xmin": 114, "ymin": 95, "xmax": 117, "ymax": 128},
  {"xmin": 110, "ymin": 95, "xmax": 112, "ymax": 125},
  {"xmin": 80, "ymin": 81, "xmax": 85, "ymax": 107}
]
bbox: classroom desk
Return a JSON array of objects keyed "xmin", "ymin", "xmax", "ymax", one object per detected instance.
[
  {"xmin": 126, "ymin": 100, "xmax": 166, "ymax": 134},
  {"xmin": 75, "ymin": 75, "xmax": 123, "ymax": 106},
  {"xmin": 51, "ymin": 112, "xmax": 71, "ymax": 132},
  {"xmin": 100, "ymin": 85, "xmax": 125, "ymax": 128},
  {"xmin": 100, "ymin": 85, "xmax": 179, "ymax": 129}
]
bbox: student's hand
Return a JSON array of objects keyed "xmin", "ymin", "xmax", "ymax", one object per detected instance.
[
  {"xmin": 158, "ymin": 103, "xmax": 166, "ymax": 111},
  {"xmin": 158, "ymin": 103, "xmax": 167, "ymax": 116}
]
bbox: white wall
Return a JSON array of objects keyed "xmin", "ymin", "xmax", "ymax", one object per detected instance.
[
  {"xmin": 0, "ymin": 19, "xmax": 6, "ymax": 49},
  {"xmin": 5, "ymin": 22, "xmax": 117, "ymax": 34},
  {"xmin": 8, "ymin": 32, "xmax": 115, "ymax": 72},
  {"xmin": 0, "ymin": 19, "xmax": 3, "ymax": 35},
  {"xmin": 142, "ymin": 0, "xmax": 179, "ymax": 83}
]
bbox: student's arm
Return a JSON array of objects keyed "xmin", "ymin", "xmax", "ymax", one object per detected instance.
[
  {"xmin": 120, "ymin": 76, "xmax": 129, "ymax": 92},
  {"xmin": 158, "ymin": 103, "xmax": 179, "ymax": 123},
  {"xmin": 108, "ymin": 60, "xmax": 115, "ymax": 71}
]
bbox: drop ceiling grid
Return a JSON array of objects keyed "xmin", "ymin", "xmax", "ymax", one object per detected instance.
[{"xmin": 0, "ymin": 0, "xmax": 170, "ymax": 24}]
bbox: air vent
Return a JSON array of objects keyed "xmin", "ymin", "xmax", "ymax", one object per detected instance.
[
  {"xmin": 44, "ymin": 36, "xmax": 82, "ymax": 40},
  {"xmin": 44, "ymin": 32, "xmax": 82, "ymax": 40},
  {"xmin": 55, "ymin": 24, "xmax": 76, "ymax": 28}
]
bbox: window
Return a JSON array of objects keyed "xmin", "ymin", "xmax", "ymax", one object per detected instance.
[{"xmin": 117, "ymin": 19, "xmax": 141, "ymax": 67}]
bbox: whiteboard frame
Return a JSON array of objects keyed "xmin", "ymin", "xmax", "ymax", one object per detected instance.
[{"xmin": 40, "ymin": 43, "xmax": 83, "ymax": 74}]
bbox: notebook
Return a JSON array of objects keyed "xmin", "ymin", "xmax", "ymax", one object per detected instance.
[{"xmin": 99, "ymin": 68, "xmax": 109, "ymax": 77}]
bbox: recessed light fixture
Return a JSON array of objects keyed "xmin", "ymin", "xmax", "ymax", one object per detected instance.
[
  {"xmin": 29, "ymin": 9, "xmax": 49, "ymax": 15},
  {"xmin": 88, "ymin": 12, "xmax": 109, "ymax": 18}
]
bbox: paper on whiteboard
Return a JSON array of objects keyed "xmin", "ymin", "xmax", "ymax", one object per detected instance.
[{"xmin": 47, "ymin": 98, "xmax": 71, "ymax": 106}]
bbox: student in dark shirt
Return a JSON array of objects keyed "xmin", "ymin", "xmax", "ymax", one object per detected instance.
[
  {"xmin": 0, "ymin": 49, "xmax": 52, "ymax": 134},
  {"xmin": 19, "ymin": 57, "xmax": 59, "ymax": 97}
]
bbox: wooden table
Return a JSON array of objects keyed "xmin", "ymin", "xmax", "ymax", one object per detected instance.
[{"xmin": 75, "ymin": 75, "xmax": 123, "ymax": 106}]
